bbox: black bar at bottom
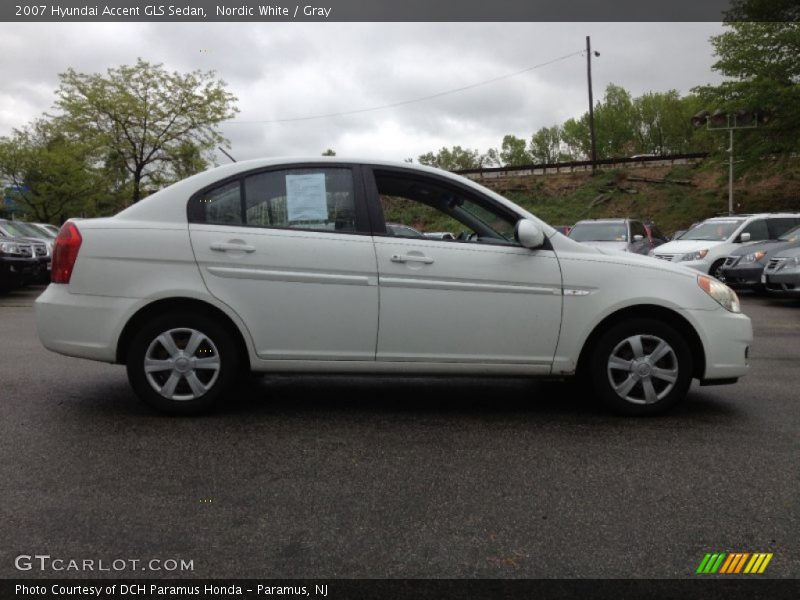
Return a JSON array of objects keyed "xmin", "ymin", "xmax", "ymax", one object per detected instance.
[{"xmin": 3, "ymin": 579, "xmax": 799, "ymax": 600}]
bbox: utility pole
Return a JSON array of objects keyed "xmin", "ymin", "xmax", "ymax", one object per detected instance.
[
  {"xmin": 586, "ymin": 36, "xmax": 599, "ymax": 173},
  {"xmin": 691, "ymin": 109, "xmax": 768, "ymax": 216}
]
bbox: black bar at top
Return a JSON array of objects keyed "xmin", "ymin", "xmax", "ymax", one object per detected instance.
[{"xmin": 1, "ymin": 0, "xmax": 776, "ymax": 23}]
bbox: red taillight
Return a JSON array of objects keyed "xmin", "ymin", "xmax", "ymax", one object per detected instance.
[{"xmin": 51, "ymin": 222, "xmax": 82, "ymax": 284}]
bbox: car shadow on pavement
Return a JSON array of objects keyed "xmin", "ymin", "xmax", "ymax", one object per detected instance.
[{"xmin": 65, "ymin": 374, "xmax": 745, "ymax": 425}]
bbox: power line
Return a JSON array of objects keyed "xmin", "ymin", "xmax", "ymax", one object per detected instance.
[{"xmin": 224, "ymin": 49, "xmax": 585, "ymax": 125}]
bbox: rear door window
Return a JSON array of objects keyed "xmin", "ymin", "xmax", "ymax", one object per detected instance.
[
  {"xmin": 766, "ymin": 217, "xmax": 800, "ymax": 239},
  {"xmin": 741, "ymin": 219, "xmax": 769, "ymax": 241}
]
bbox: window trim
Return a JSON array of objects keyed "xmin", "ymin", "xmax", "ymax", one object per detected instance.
[{"xmin": 186, "ymin": 162, "xmax": 372, "ymax": 236}]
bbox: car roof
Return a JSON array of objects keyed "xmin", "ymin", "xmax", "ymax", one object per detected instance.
[
  {"xmin": 704, "ymin": 213, "xmax": 800, "ymax": 221},
  {"xmin": 109, "ymin": 157, "xmax": 556, "ymax": 234}
]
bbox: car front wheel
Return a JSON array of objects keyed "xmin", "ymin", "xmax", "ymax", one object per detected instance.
[
  {"xmin": 126, "ymin": 312, "xmax": 239, "ymax": 415},
  {"xmin": 589, "ymin": 318, "xmax": 693, "ymax": 416}
]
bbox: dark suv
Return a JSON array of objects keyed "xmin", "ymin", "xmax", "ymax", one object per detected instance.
[
  {"xmin": 0, "ymin": 220, "xmax": 51, "ymax": 282},
  {"xmin": 0, "ymin": 235, "xmax": 40, "ymax": 290}
]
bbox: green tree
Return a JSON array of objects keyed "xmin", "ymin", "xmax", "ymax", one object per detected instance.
[
  {"xmin": 480, "ymin": 148, "xmax": 501, "ymax": 167},
  {"xmin": 55, "ymin": 58, "xmax": 238, "ymax": 204},
  {"xmin": 632, "ymin": 91, "xmax": 699, "ymax": 155},
  {"xmin": 694, "ymin": 20, "xmax": 800, "ymax": 164},
  {"xmin": 499, "ymin": 135, "xmax": 532, "ymax": 166},
  {"xmin": 321, "ymin": 148, "xmax": 336, "ymax": 156},
  {"xmin": 529, "ymin": 125, "xmax": 562, "ymax": 163},
  {"xmin": 417, "ymin": 146, "xmax": 481, "ymax": 170},
  {"xmin": 0, "ymin": 120, "xmax": 104, "ymax": 222},
  {"xmin": 593, "ymin": 84, "xmax": 637, "ymax": 158},
  {"xmin": 560, "ymin": 117, "xmax": 590, "ymax": 159}
]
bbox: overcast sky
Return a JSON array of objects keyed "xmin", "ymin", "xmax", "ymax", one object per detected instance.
[{"xmin": 0, "ymin": 22, "xmax": 726, "ymax": 163}]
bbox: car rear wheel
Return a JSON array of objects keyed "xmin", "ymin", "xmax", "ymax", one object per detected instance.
[
  {"xmin": 126, "ymin": 312, "xmax": 239, "ymax": 415},
  {"xmin": 589, "ymin": 318, "xmax": 693, "ymax": 416}
]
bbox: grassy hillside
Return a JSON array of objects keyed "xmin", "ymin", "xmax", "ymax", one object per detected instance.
[{"xmin": 472, "ymin": 158, "xmax": 800, "ymax": 235}]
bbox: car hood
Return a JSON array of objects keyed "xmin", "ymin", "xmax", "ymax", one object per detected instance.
[
  {"xmin": 653, "ymin": 239, "xmax": 726, "ymax": 254},
  {"xmin": 550, "ymin": 234, "xmax": 698, "ymax": 280},
  {"xmin": 773, "ymin": 245, "xmax": 800, "ymax": 259},
  {"xmin": 728, "ymin": 238, "xmax": 800, "ymax": 257}
]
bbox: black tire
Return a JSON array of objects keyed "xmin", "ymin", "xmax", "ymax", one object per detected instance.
[
  {"xmin": 126, "ymin": 311, "xmax": 240, "ymax": 415},
  {"xmin": 709, "ymin": 259, "xmax": 725, "ymax": 280},
  {"xmin": 589, "ymin": 318, "xmax": 693, "ymax": 416}
]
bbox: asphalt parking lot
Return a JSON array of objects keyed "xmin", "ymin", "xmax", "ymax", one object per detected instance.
[{"xmin": 1, "ymin": 287, "xmax": 798, "ymax": 579}]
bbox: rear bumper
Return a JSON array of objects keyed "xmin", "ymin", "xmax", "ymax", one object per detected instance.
[{"xmin": 35, "ymin": 284, "xmax": 137, "ymax": 362}]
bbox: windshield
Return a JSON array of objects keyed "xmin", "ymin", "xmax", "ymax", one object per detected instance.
[
  {"xmin": 779, "ymin": 224, "xmax": 800, "ymax": 242},
  {"xmin": 679, "ymin": 220, "xmax": 743, "ymax": 242},
  {"xmin": 568, "ymin": 222, "xmax": 627, "ymax": 242},
  {"xmin": 1, "ymin": 221, "xmax": 36, "ymax": 238}
]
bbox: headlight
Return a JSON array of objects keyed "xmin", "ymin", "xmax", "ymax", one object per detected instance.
[
  {"xmin": 0, "ymin": 242, "xmax": 21, "ymax": 255},
  {"xmin": 680, "ymin": 249, "xmax": 709, "ymax": 262},
  {"xmin": 742, "ymin": 251, "xmax": 766, "ymax": 263},
  {"xmin": 698, "ymin": 275, "xmax": 741, "ymax": 313}
]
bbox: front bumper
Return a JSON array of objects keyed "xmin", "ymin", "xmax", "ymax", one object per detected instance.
[
  {"xmin": 718, "ymin": 264, "xmax": 764, "ymax": 288},
  {"xmin": 35, "ymin": 284, "xmax": 138, "ymax": 362},
  {"xmin": 764, "ymin": 268, "xmax": 800, "ymax": 295},
  {"xmin": 0, "ymin": 257, "xmax": 39, "ymax": 282},
  {"xmin": 685, "ymin": 307, "xmax": 752, "ymax": 380}
]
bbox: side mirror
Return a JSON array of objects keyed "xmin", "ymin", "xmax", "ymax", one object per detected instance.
[
  {"xmin": 633, "ymin": 234, "xmax": 644, "ymax": 242},
  {"xmin": 739, "ymin": 232, "xmax": 751, "ymax": 243},
  {"xmin": 515, "ymin": 219, "xmax": 545, "ymax": 249}
]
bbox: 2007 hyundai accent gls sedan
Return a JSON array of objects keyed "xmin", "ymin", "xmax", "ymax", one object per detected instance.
[{"xmin": 35, "ymin": 158, "xmax": 752, "ymax": 415}]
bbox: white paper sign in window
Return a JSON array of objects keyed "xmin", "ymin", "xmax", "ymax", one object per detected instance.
[{"xmin": 286, "ymin": 173, "xmax": 328, "ymax": 222}]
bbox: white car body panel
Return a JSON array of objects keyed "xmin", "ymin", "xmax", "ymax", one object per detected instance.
[
  {"xmin": 35, "ymin": 157, "xmax": 751, "ymax": 388},
  {"xmin": 373, "ymin": 235, "xmax": 561, "ymax": 369},
  {"xmin": 189, "ymin": 224, "xmax": 379, "ymax": 361}
]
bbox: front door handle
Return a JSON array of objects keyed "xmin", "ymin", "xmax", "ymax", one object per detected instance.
[
  {"xmin": 210, "ymin": 241, "xmax": 256, "ymax": 253},
  {"xmin": 391, "ymin": 254, "xmax": 434, "ymax": 264}
]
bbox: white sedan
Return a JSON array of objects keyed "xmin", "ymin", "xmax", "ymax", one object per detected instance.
[{"xmin": 36, "ymin": 158, "xmax": 752, "ymax": 415}]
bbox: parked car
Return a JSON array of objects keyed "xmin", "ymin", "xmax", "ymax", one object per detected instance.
[
  {"xmin": 718, "ymin": 224, "xmax": 800, "ymax": 291},
  {"xmin": 35, "ymin": 158, "xmax": 751, "ymax": 416},
  {"xmin": 0, "ymin": 220, "xmax": 51, "ymax": 283},
  {"xmin": 552, "ymin": 225, "xmax": 572, "ymax": 236},
  {"xmin": 644, "ymin": 222, "xmax": 668, "ymax": 246},
  {"xmin": 762, "ymin": 246, "xmax": 800, "ymax": 296},
  {"xmin": 651, "ymin": 214, "xmax": 800, "ymax": 279},
  {"xmin": 386, "ymin": 222, "xmax": 425, "ymax": 238},
  {"xmin": 423, "ymin": 232, "xmax": 456, "ymax": 240},
  {"xmin": 567, "ymin": 218, "xmax": 657, "ymax": 255},
  {"xmin": 27, "ymin": 222, "xmax": 59, "ymax": 239},
  {"xmin": 0, "ymin": 235, "xmax": 40, "ymax": 290}
]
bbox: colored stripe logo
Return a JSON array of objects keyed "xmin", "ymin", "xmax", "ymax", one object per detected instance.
[{"xmin": 696, "ymin": 552, "xmax": 773, "ymax": 574}]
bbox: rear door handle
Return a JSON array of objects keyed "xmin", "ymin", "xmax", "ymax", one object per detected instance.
[
  {"xmin": 210, "ymin": 242, "xmax": 256, "ymax": 253},
  {"xmin": 391, "ymin": 254, "xmax": 434, "ymax": 264}
]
